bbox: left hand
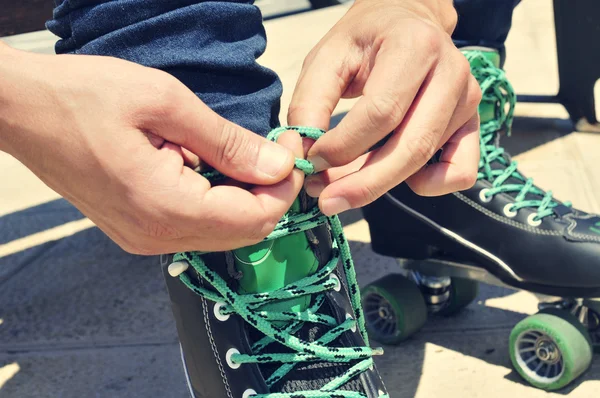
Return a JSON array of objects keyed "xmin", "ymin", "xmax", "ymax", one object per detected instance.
[{"xmin": 288, "ymin": 0, "xmax": 482, "ymax": 216}]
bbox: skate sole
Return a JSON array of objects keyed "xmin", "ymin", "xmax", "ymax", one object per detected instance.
[{"xmin": 383, "ymin": 193, "xmax": 600, "ymax": 299}]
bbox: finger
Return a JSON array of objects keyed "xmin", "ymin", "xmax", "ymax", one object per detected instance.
[
  {"xmin": 287, "ymin": 40, "xmax": 350, "ymax": 131},
  {"xmin": 251, "ymin": 130, "xmax": 305, "ymax": 222},
  {"xmin": 181, "ymin": 147, "xmax": 201, "ymax": 169},
  {"xmin": 306, "ymin": 74, "xmax": 480, "ymax": 198},
  {"xmin": 171, "ymin": 131, "xmax": 303, "ymax": 249},
  {"xmin": 405, "ymin": 112, "xmax": 480, "ymax": 196},
  {"xmin": 433, "ymin": 73, "xmax": 482, "ymax": 152},
  {"xmin": 316, "ymin": 50, "xmax": 472, "ymax": 214},
  {"xmin": 145, "ymin": 88, "xmax": 295, "ymax": 185},
  {"xmin": 304, "ymin": 152, "xmax": 372, "ymax": 198},
  {"xmin": 306, "ymin": 36, "xmax": 437, "ymax": 171}
]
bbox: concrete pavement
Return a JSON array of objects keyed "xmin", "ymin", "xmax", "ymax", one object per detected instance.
[{"xmin": 1, "ymin": 1, "xmax": 599, "ymax": 397}]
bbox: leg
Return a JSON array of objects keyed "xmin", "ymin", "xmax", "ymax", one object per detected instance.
[
  {"xmin": 47, "ymin": 3, "xmax": 390, "ymax": 397},
  {"xmin": 47, "ymin": 0, "xmax": 282, "ymax": 136},
  {"xmin": 452, "ymin": 0, "xmax": 521, "ymax": 64}
]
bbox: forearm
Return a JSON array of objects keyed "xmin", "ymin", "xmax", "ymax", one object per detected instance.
[{"xmin": 0, "ymin": 43, "xmax": 28, "ymax": 156}]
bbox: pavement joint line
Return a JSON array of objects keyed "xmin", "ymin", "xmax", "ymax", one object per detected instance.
[
  {"xmin": 0, "ymin": 217, "xmax": 95, "ymax": 259},
  {"xmin": 0, "ymin": 338, "xmax": 179, "ymax": 357},
  {"xmin": 420, "ymin": 325, "xmax": 514, "ymax": 335},
  {"xmin": 0, "ymin": 326, "xmax": 516, "ymax": 357}
]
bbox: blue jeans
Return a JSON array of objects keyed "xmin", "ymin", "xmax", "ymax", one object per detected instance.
[{"xmin": 47, "ymin": 0, "xmax": 519, "ymax": 137}]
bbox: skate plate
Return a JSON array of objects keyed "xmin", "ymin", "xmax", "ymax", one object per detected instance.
[
  {"xmin": 395, "ymin": 257, "xmax": 600, "ymax": 348},
  {"xmin": 396, "ymin": 257, "xmax": 600, "ymax": 307}
]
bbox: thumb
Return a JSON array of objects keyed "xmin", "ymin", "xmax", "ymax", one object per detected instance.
[{"xmin": 148, "ymin": 91, "xmax": 295, "ymax": 185}]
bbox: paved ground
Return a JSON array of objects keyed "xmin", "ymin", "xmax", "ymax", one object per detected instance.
[{"xmin": 1, "ymin": 1, "xmax": 599, "ymax": 397}]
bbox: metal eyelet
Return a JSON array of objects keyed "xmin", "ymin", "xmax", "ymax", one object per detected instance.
[
  {"xmin": 214, "ymin": 302, "xmax": 230, "ymax": 322},
  {"xmin": 242, "ymin": 389, "xmax": 257, "ymax": 398},
  {"xmin": 226, "ymin": 348, "xmax": 241, "ymax": 369},
  {"xmin": 503, "ymin": 203, "xmax": 517, "ymax": 218},
  {"xmin": 330, "ymin": 274, "xmax": 341, "ymax": 292},
  {"xmin": 168, "ymin": 261, "xmax": 189, "ymax": 277},
  {"xmin": 479, "ymin": 189, "xmax": 493, "ymax": 203},
  {"xmin": 346, "ymin": 313, "xmax": 357, "ymax": 333},
  {"xmin": 527, "ymin": 213, "xmax": 542, "ymax": 227}
]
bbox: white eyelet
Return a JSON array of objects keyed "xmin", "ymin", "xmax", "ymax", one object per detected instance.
[
  {"xmin": 168, "ymin": 261, "xmax": 189, "ymax": 277},
  {"xmin": 226, "ymin": 348, "xmax": 241, "ymax": 369},
  {"xmin": 346, "ymin": 313, "xmax": 357, "ymax": 333},
  {"xmin": 242, "ymin": 389, "xmax": 257, "ymax": 398},
  {"xmin": 214, "ymin": 302, "xmax": 230, "ymax": 322},
  {"xmin": 503, "ymin": 204, "xmax": 517, "ymax": 218},
  {"xmin": 330, "ymin": 274, "xmax": 341, "ymax": 292},
  {"xmin": 527, "ymin": 213, "xmax": 542, "ymax": 227},
  {"xmin": 479, "ymin": 189, "xmax": 493, "ymax": 203}
]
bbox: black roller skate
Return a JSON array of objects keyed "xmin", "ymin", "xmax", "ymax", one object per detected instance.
[
  {"xmin": 163, "ymin": 127, "xmax": 389, "ymax": 398},
  {"xmin": 362, "ymin": 48, "xmax": 600, "ymax": 391}
]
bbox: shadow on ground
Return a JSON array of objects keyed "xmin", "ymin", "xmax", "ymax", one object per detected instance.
[{"xmin": 1, "ymin": 114, "xmax": 596, "ymax": 397}]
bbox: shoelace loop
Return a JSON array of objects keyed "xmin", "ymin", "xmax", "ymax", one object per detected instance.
[
  {"xmin": 465, "ymin": 51, "xmax": 571, "ymax": 220},
  {"xmin": 175, "ymin": 126, "xmax": 387, "ymax": 398}
]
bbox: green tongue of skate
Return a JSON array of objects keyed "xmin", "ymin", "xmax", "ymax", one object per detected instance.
[
  {"xmin": 470, "ymin": 49, "xmax": 501, "ymax": 124},
  {"xmin": 233, "ymin": 199, "xmax": 318, "ymax": 323}
]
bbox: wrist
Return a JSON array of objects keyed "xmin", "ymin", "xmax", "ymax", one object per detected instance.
[{"xmin": 354, "ymin": 0, "xmax": 457, "ymax": 33}]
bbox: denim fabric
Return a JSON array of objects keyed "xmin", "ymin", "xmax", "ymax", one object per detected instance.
[
  {"xmin": 47, "ymin": 0, "xmax": 281, "ymax": 137},
  {"xmin": 453, "ymin": 0, "xmax": 521, "ymax": 64},
  {"xmin": 47, "ymin": 1, "xmax": 519, "ymax": 137}
]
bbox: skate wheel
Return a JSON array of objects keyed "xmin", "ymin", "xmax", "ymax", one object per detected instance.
[
  {"xmin": 509, "ymin": 310, "xmax": 593, "ymax": 391},
  {"xmin": 438, "ymin": 277, "xmax": 479, "ymax": 316},
  {"xmin": 361, "ymin": 273, "xmax": 427, "ymax": 345}
]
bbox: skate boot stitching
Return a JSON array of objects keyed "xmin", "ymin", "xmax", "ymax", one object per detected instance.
[
  {"xmin": 465, "ymin": 51, "xmax": 572, "ymax": 223},
  {"xmin": 174, "ymin": 126, "xmax": 387, "ymax": 398}
]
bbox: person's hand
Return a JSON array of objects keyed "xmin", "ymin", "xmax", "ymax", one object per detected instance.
[
  {"xmin": 0, "ymin": 44, "xmax": 304, "ymax": 255},
  {"xmin": 288, "ymin": 0, "xmax": 482, "ymax": 215}
]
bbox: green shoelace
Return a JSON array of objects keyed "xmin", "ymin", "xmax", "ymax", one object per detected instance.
[
  {"xmin": 174, "ymin": 126, "xmax": 387, "ymax": 398},
  {"xmin": 466, "ymin": 51, "xmax": 571, "ymax": 221}
]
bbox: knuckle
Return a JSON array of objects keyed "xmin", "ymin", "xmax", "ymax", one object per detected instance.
[
  {"xmin": 144, "ymin": 220, "xmax": 181, "ymax": 240},
  {"xmin": 247, "ymin": 214, "xmax": 278, "ymax": 243},
  {"xmin": 419, "ymin": 25, "xmax": 443, "ymax": 55},
  {"xmin": 357, "ymin": 184, "xmax": 382, "ymax": 206},
  {"xmin": 117, "ymin": 238, "xmax": 155, "ymax": 256},
  {"xmin": 406, "ymin": 133, "xmax": 437, "ymax": 170},
  {"xmin": 444, "ymin": 8, "xmax": 459, "ymax": 33},
  {"xmin": 141, "ymin": 74, "xmax": 183, "ymax": 118},
  {"xmin": 287, "ymin": 102, "xmax": 307, "ymax": 123},
  {"xmin": 366, "ymin": 95, "xmax": 404, "ymax": 132},
  {"xmin": 406, "ymin": 178, "xmax": 427, "ymax": 196},
  {"xmin": 302, "ymin": 49, "xmax": 318, "ymax": 68},
  {"xmin": 216, "ymin": 121, "xmax": 258, "ymax": 168},
  {"xmin": 456, "ymin": 55, "xmax": 472, "ymax": 84},
  {"xmin": 150, "ymin": 73, "xmax": 180, "ymax": 104},
  {"xmin": 467, "ymin": 79, "xmax": 483, "ymax": 110},
  {"xmin": 456, "ymin": 167, "xmax": 478, "ymax": 190}
]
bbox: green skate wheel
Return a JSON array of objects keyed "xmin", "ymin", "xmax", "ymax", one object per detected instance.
[
  {"xmin": 438, "ymin": 277, "xmax": 479, "ymax": 316},
  {"xmin": 509, "ymin": 310, "xmax": 593, "ymax": 391},
  {"xmin": 361, "ymin": 273, "xmax": 427, "ymax": 345}
]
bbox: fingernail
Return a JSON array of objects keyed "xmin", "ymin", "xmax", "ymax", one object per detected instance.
[
  {"xmin": 304, "ymin": 177, "xmax": 325, "ymax": 198},
  {"xmin": 321, "ymin": 197, "xmax": 351, "ymax": 216},
  {"xmin": 257, "ymin": 142, "xmax": 292, "ymax": 177},
  {"xmin": 307, "ymin": 155, "xmax": 331, "ymax": 172}
]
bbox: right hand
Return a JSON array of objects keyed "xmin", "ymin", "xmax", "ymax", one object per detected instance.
[{"xmin": 0, "ymin": 43, "xmax": 304, "ymax": 255}]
